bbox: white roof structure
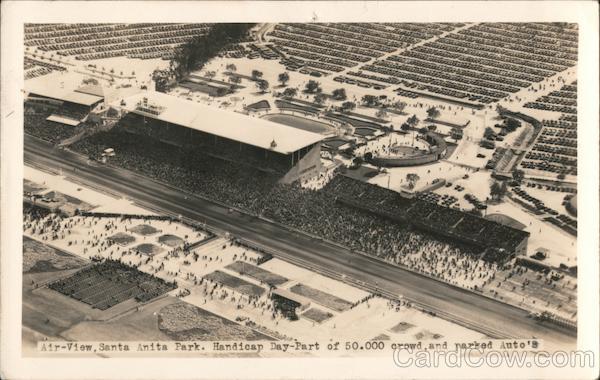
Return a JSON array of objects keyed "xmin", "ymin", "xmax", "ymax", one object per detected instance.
[
  {"xmin": 46, "ymin": 114, "xmax": 80, "ymax": 126},
  {"xmin": 26, "ymin": 79, "xmax": 103, "ymax": 106},
  {"xmin": 115, "ymin": 91, "xmax": 324, "ymax": 155}
]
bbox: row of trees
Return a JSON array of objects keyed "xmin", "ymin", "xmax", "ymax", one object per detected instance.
[{"xmin": 170, "ymin": 23, "xmax": 254, "ymax": 80}]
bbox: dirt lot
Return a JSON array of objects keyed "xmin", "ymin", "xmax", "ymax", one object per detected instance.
[
  {"xmin": 61, "ymin": 296, "xmax": 178, "ymax": 341},
  {"xmin": 23, "ymin": 236, "xmax": 88, "ymax": 273},
  {"xmin": 158, "ymin": 301, "xmax": 271, "ymax": 341}
]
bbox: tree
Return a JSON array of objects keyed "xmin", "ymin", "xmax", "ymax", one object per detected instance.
[
  {"xmin": 418, "ymin": 127, "xmax": 428, "ymax": 135},
  {"xmin": 226, "ymin": 63, "xmax": 237, "ymax": 73},
  {"xmin": 490, "ymin": 181, "xmax": 507, "ymax": 200},
  {"xmin": 392, "ymin": 101, "xmax": 407, "ymax": 113},
  {"xmin": 407, "ymin": 114, "xmax": 419, "ymax": 127},
  {"xmin": 350, "ymin": 156, "xmax": 363, "ymax": 169},
  {"xmin": 256, "ymin": 79, "xmax": 269, "ymax": 93},
  {"xmin": 314, "ymin": 93, "xmax": 326, "ymax": 105},
  {"xmin": 426, "ymin": 106, "xmax": 441, "ymax": 120},
  {"xmin": 216, "ymin": 87, "xmax": 229, "ymax": 97},
  {"xmin": 557, "ymin": 173, "xmax": 566, "ymax": 181},
  {"xmin": 484, "ymin": 127, "xmax": 496, "ymax": 139},
  {"xmin": 251, "ymin": 70, "xmax": 263, "ymax": 81},
  {"xmin": 304, "ymin": 80, "xmax": 321, "ymax": 94},
  {"xmin": 401, "ymin": 123, "xmax": 411, "ymax": 132},
  {"xmin": 361, "ymin": 94, "xmax": 379, "ymax": 107},
  {"xmin": 282, "ymin": 87, "xmax": 297, "ymax": 99},
  {"xmin": 332, "ymin": 88, "xmax": 347, "ymax": 101},
  {"xmin": 505, "ymin": 117, "xmax": 521, "ymax": 132},
  {"xmin": 427, "ymin": 124, "xmax": 437, "ymax": 132},
  {"xmin": 376, "ymin": 108, "xmax": 388, "ymax": 120},
  {"xmin": 512, "ymin": 169, "xmax": 525, "ymax": 183},
  {"xmin": 205, "ymin": 71, "xmax": 216, "ymax": 80},
  {"xmin": 229, "ymin": 75, "xmax": 242, "ymax": 85},
  {"xmin": 278, "ymin": 72, "xmax": 290, "ymax": 87},
  {"xmin": 406, "ymin": 173, "xmax": 420, "ymax": 190},
  {"xmin": 341, "ymin": 101, "xmax": 356, "ymax": 113}
]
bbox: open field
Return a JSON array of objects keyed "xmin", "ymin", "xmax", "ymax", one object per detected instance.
[
  {"xmin": 158, "ymin": 301, "xmax": 270, "ymax": 341},
  {"xmin": 23, "ymin": 236, "xmax": 88, "ymax": 273},
  {"xmin": 301, "ymin": 308, "xmax": 333, "ymax": 324}
]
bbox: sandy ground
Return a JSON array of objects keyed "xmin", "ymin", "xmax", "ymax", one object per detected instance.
[{"xmin": 25, "ymin": 165, "xmax": 153, "ymax": 215}]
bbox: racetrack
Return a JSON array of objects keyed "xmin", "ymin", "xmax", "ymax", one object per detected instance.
[{"xmin": 24, "ymin": 135, "xmax": 576, "ymax": 349}]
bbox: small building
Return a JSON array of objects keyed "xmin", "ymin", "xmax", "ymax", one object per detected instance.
[{"xmin": 271, "ymin": 288, "xmax": 311, "ymax": 320}]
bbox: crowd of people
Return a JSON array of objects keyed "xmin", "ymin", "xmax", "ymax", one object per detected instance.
[
  {"xmin": 68, "ymin": 124, "xmax": 530, "ymax": 267},
  {"xmin": 24, "ymin": 113, "xmax": 82, "ymax": 144},
  {"xmin": 48, "ymin": 259, "xmax": 176, "ymax": 309}
]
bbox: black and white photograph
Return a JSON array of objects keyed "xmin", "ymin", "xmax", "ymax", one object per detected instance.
[{"xmin": 1, "ymin": 1, "xmax": 598, "ymax": 379}]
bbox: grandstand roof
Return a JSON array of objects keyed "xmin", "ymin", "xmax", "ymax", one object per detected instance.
[
  {"xmin": 116, "ymin": 91, "xmax": 324, "ymax": 155},
  {"xmin": 271, "ymin": 288, "xmax": 311, "ymax": 306},
  {"xmin": 46, "ymin": 114, "xmax": 81, "ymax": 126},
  {"xmin": 26, "ymin": 80, "xmax": 103, "ymax": 106}
]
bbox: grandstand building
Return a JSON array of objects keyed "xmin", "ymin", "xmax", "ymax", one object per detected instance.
[
  {"xmin": 25, "ymin": 79, "xmax": 104, "ymax": 126},
  {"xmin": 113, "ymin": 91, "xmax": 324, "ymax": 183}
]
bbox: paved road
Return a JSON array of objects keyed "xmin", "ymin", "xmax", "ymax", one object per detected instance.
[{"xmin": 24, "ymin": 135, "xmax": 576, "ymax": 349}]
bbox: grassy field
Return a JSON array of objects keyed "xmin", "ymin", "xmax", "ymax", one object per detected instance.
[
  {"xmin": 158, "ymin": 301, "xmax": 271, "ymax": 341},
  {"xmin": 134, "ymin": 243, "xmax": 165, "ymax": 256},
  {"xmin": 108, "ymin": 232, "xmax": 136, "ymax": 246},
  {"xmin": 289, "ymin": 283, "xmax": 352, "ymax": 312},
  {"xmin": 225, "ymin": 261, "xmax": 288, "ymax": 286},
  {"xmin": 158, "ymin": 234, "xmax": 184, "ymax": 247},
  {"xmin": 129, "ymin": 224, "xmax": 159, "ymax": 236},
  {"xmin": 23, "ymin": 236, "xmax": 88, "ymax": 273},
  {"xmin": 205, "ymin": 270, "xmax": 266, "ymax": 297}
]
